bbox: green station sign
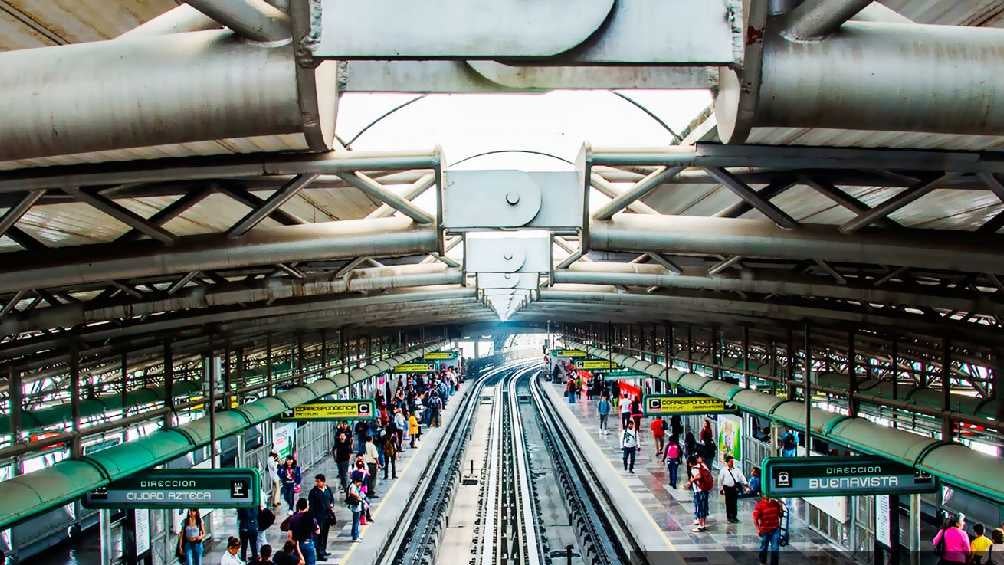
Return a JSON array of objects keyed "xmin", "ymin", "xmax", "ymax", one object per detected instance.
[
  {"xmin": 573, "ymin": 357, "xmax": 620, "ymax": 371},
  {"xmin": 423, "ymin": 351, "xmax": 458, "ymax": 360},
  {"xmin": 550, "ymin": 348, "xmax": 588, "ymax": 358},
  {"xmin": 279, "ymin": 399, "xmax": 376, "ymax": 422},
  {"xmin": 643, "ymin": 394, "xmax": 732, "ymax": 416},
  {"xmin": 83, "ymin": 468, "xmax": 261, "ymax": 509},
  {"xmin": 600, "ymin": 368, "xmax": 648, "ymax": 380},
  {"xmin": 393, "ymin": 362, "xmax": 435, "ymax": 373},
  {"xmin": 762, "ymin": 456, "xmax": 938, "ymax": 498}
]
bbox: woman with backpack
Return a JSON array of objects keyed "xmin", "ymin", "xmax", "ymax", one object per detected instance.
[
  {"xmin": 663, "ymin": 434, "xmax": 683, "ymax": 489},
  {"xmin": 621, "ymin": 420, "xmax": 639, "ymax": 473},
  {"xmin": 933, "ymin": 514, "xmax": 971, "ymax": 565},
  {"xmin": 685, "ymin": 455, "xmax": 713, "ymax": 532}
]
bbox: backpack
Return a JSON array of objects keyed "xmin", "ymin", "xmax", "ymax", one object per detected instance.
[
  {"xmin": 666, "ymin": 443, "xmax": 681, "ymax": 460},
  {"xmin": 258, "ymin": 507, "xmax": 275, "ymax": 530},
  {"xmin": 697, "ymin": 466, "xmax": 714, "ymax": 491},
  {"xmin": 622, "ymin": 430, "xmax": 638, "ymax": 449},
  {"xmin": 782, "ymin": 433, "xmax": 796, "ymax": 451}
]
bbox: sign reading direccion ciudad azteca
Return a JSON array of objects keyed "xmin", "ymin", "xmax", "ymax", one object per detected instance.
[
  {"xmin": 83, "ymin": 469, "xmax": 260, "ymax": 509},
  {"xmin": 393, "ymin": 362, "xmax": 435, "ymax": 373},
  {"xmin": 642, "ymin": 394, "xmax": 731, "ymax": 416},
  {"xmin": 763, "ymin": 456, "xmax": 938, "ymax": 498},
  {"xmin": 550, "ymin": 349, "xmax": 588, "ymax": 358},
  {"xmin": 280, "ymin": 399, "xmax": 376, "ymax": 422},
  {"xmin": 423, "ymin": 351, "xmax": 458, "ymax": 360}
]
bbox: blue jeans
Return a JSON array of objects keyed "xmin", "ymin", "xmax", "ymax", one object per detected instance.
[
  {"xmin": 622, "ymin": 446, "xmax": 636, "ymax": 472},
  {"xmin": 759, "ymin": 528, "xmax": 781, "ymax": 565},
  {"xmin": 282, "ymin": 483, "xmax": 295, "ymax": 512},
  {"xmin": 694, "ymin": 490, "xmax": 709, "ymax": 518},
  {"xmin": 298, "ymin": 539, "xmax": 317, "ymax": 565},
  {"xmin": 667, "ymin": 460, "xmax": 679, "ymax": 488},
  {"xmin": 351, "ymin": 510, "xmax": 362, "ymax": 540},
  {"xmin": 184, "ymin": 541, "xmax": 203, "ymax": 565}
]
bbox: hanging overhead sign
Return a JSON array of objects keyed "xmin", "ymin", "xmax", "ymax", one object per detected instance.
[
  {"xmin": 551, "ymin": 349, "xmax": 588, "ymax": 358},
  {"xmin": 83, "ymin": 469, "xmax": 260, "ymax": 509},
  {"xmin": 574, "ymin": 358, "xmax": 619, "ymax": 371},
  {"xmin": 600, "ymin": 368, "xmax": 648, "ymax": 380},
  {"xmin": 642, "ymin": 394, "xmax": 731, "ymax": 416},
  {"xmin": 279, "ymin": 400, "xmax": 376, "ymax": 422},
  {"xmin": 423, "ymin": 351, "xmax": 459, "ymax": 360},
  {"xmin": 393, "ymin": 362, "xmax": 435, "ymax": 373},
  {"xmin": 762, "ymin": 456, "xmax": 938, "ymax": 498}
]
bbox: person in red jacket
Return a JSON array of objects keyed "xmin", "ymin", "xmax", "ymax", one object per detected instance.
[{"xmin": 753, "ymin": 495, "xmax": 785, "ymax": 565}]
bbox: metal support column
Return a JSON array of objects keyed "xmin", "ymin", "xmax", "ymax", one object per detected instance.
[
  {"xmin": 120, "ymin": 350, "xmax": 129, "ymax": 420},
  {"xmin": 909, "ymin": 494, "xmax": 921, "ymax": 565},
  {"xmin": 70, "ymin": 342, "xmax": 82, "ymax": 457},
  {"xmin": 891, "ymin": 336, "xmax": 899, "ymax": 429},
  {"xmin": 8, "ymin": 365, "xmax": 22, "ymax": 453},
  {"xmin": 804, "ymin": 322, "xmax": 812, "ymax": 453},
  {"xmin": 321, "ymin": 330, "xmax": 328, "ymax": 372},
  {"xmin": 297, "ymin": 332, "xmax": 305, "ymax": 385},
  {"xmin": 664, "ymin": 322, "xmax": 671, "ymax": 384},
  {"xmin": 99, "ymin": 509, "xmax": 113, "ymax": 565},
  {"xmin": 712, "ymin": 326, "xmax": 721, "ymax": 379},
  {"xmin": 848, "ymin": 329, "xmax": 858, "ymax": 418},
  {"xmin": 786, "ymin": 328, "xmax": 796, "ymax": 400},
  {"xmin": 687, "ymin": 325, "xmax": 694, "ymax": 373},
  {"xmin": 768, "ymin": 340, "xmax": 777, "ymax": 396},
  {"xmin": 266, "ymin": 333, "xmax": 274, "ymax": 397},
  {"xmin": 340, "ymin": 330, "xmax": 347, "ymax": 374},
  {"xmin": 207, "ymin": 350, "xmax": 218, "ymax": 468},
  {"xmin": 742, "ymin": 326, "xmax": 751, "ymax": 389},
  {"xmin": 223, "ymin": 341, "xmax": 232, "ymax": 410},
  {"xmin": 941, "ymin": 338, "xmax": 953, "ymax": 442},
  {"xmin": 164, "ymin": 338, "xmax": 175, "ymax": 428}
]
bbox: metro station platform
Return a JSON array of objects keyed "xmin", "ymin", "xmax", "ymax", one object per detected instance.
[
  {"xmin": 544, "ymin": 379, "xmax": 852, "ymax": 565},
  {"xmin": 199, "ymin": 383, "xmax": 471, "ymax": 565}
]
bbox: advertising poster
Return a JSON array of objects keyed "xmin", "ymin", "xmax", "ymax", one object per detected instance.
[
  {"xmin": 717, "ymin": 414, "xmax": 742, "ymax": 463},
  {"xmin": 273, "ymin": 422, "xmax": 296, "ymax": 460}
]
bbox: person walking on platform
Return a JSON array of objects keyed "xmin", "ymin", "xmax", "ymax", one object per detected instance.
[
  {"xmin": 780, "ymin": 430, "xmax": 798, "ymax": 457},
  {"xmin": 650, "ymin": 416, "xmax": 666, "ymax": 456},
  {"xmin": 746, "ymin": 466, "xmax": 762, "ymax": 498},
  {"xmin": 597, "ymin": 394, "xmax": 611, "ymax": 434},
  {"xmin": 363, "ymin": 435, "xmax": 381, "ymax": 497},
  {"xmin": 334, "ymin": 430, "xmax": 353, "ymax": 493},
  {"xmin": 409, "ymin": 411, "xmax": 420, "ymax": 448},
  {"xmin": 972, "ymin": 524, "xmax": 993, "ymax": 565},
  {"xmin": 620, "ymin": 393, "xmax": 632, "ymax": 428},
  {"xmin": 686, "ymin": 456, "xmax": 713, "ymax": 532},
  {"xmin": 630, "ymin": 396, "xmax": 643, "ymax": 437},
  {"xmin": 753, "ymin": 495, "xmax": 785, "ymax": 565},
  {"xmin": 354, "ymin": 420, "xmax": 369, "ymax": 454},
  {"xmin": 663, "ymin": 434, "xmax": 683, "ymax": 489},
  {"xmin": 933, "ymin": 514, "xmax": 971, "ymax": 565},
  {"xmin": 249, "ymin": 544, "xmax": 272, "ymax": 565},
  {"xmin": 684, "ymin": 431, "xmax": 698, "ymax": 460},
  {"xmin": 718, "ymin": 456, "xmax": 747, "ymax": 523},
  {"xmin": 347, "ymin": 476, "xmax": 366, "ymax": 542},
  {"xmin": 287, "ymin": 499, "xmax": 319, "ymax": 565},
  {"xmin": 267, "ymin": 452, "xmax": 282, "ymax": 510},
  {"xmin": 621, "ymin": 420, "xmax": 639, "ymax": 473},
  {"xmin": 278, "ymin": 457, "xmax": 301, "ymax": 515},
  {"xmin": 308, "ymin": 474, "xmax": 336, "ymax": 561},
  {"xmin": 236, "ymin": 506, "xmax": 260, "ymax": 562},
  {"xmin": 700, "ymin": 420, "xmax": 714, "ymax": 444},
  {"xmin": 428, "ymin": 392, "xmax": 443, "ymax": 427},
  {"xmin": 988, "ymin": 530, "xmax": 1004, "ymax": 564},
  {"xmin": 178, "ymin": 508, "xmax": 206, "ymax": 565},
  {"xmin": 383, "ymin": 430, "xmax": 399, "ymax": 479}
]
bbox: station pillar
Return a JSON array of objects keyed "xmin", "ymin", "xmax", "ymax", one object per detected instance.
[
  {"xmin": 99, "ymin": 509, "xmax": 113, "ymax": 564},
  {"xmin": 908, "ymin": 494, "xmax": 921, "ymax": 565}
]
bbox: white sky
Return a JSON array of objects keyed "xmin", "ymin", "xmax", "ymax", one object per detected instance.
[{"xmin": 335, "ymin": 90, "xmax": 712, "ymax": 170}]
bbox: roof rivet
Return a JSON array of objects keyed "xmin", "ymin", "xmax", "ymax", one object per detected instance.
[{"xmin": 505, "ymin": 192, "xmax": 520, "ymax": 206}]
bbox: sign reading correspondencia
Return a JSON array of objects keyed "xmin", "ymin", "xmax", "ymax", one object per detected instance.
[
  {"xmin": 280, "ymin": 399, "xmax": 375, "ymax": 422},
  {"xmin": 762, "ymin": 456, "xmax": 937, "ymax": 498},
  {"xmin": 643, "ymin": 394, "xmax": 730, "ymax": 416},
  {"xmin": 574, "ymin": 358, "xmax": 619, "ymax": 371},
  {"xmin": 83, "ymin": 469, "xmax": 260, "ymax": 509},
  {"xmin": 551, "ymin": 349, "xmax": 587, "ymax": 358}
]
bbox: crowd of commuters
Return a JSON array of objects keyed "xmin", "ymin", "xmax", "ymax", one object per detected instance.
[
  {"xmin": 933, "ymin": 515, "xmax": 1004, "ymax": 565},
  {"xmin": 171, "ymin": 367, "xmax": 461, "ymax": 565}
]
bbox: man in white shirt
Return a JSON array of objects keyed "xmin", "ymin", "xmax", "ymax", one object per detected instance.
[
  {"xmin": 363, "ymin": 436, "xmax": 381, "ymax": 497},
  {"xmin": 718, "ymin": 456, "xmax": 748, "ymax": 523},
  {"xmin": 266, "ymin": 452, "xmax": 281, "ymax": 509},
  {"xmin": 220, "ymin": 536, "xmax": 244, "ymax": 565}
]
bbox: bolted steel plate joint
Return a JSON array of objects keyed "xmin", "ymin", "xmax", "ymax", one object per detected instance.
[{"xmin": 505, "ymin": 191, "xmax": 521, "ymax": 206}]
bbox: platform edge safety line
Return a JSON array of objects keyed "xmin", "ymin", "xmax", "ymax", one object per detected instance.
[
  {"xmin": 337, "ymin": 368, "xmax": 477, "ymax": 565},
  {"xmin": 0, "ymin": 341, "xmax": 448, "ymax": 531},
  {"xmin": 540, "ymin": 376, "xmax": 677, "ymax": 555}
]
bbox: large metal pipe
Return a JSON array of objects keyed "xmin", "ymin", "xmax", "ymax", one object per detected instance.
[
  {"xmin": 0, "ymin": 216, "xmax": 437, "ymax": 293},
  {"xmin": 783, "ymin": 0, "xmax": 873, "ymax": 40},
  {"xmin": 557, "ymin": 264, "xmax": 1004, "ymax": 317},
  {"xmin": 589, "ymin": 214, "xmax": 1004, "ymax": 274},
  {"xmin": 0, "ymin": 30, "xmax": 329, "ymax": 161},
  {"xmin": 717, "ymin": 21, "xmax": 1004, "ymax": 141},
  {"xmin": 187, "ymin": 0, "xmax": 290, "ymax": 42},
  {"xmin": 119, "ymin": 4, "xmax": 221, "ymax": 37},
  {"xmin": 2, "ymin": 265, "xmax": 462, "ymax": 333}
]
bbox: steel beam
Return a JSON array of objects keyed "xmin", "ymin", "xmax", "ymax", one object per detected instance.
[
  {"xmin": 802, "ymin": 177, "xmax": 900, "ymax": 229},
  {"xmin": 216, "ymin": 185, "xmax": 305, "ymax": 226},
  {"xmin": 0, "ymin": 216, "xmax": 437, "ymax": 293},
  {"xmin": 336, "ymin": 172, "xmax": 435, "ymax": 224},
  {"xmin": 0, "ymin": 190, "xmax": 44, "ymax": 240},
  {"xmin": 591, "ymin": 166, "xmax": 683, "ymax": 220},
  {"xmin": 367, "ymin": 173, "xmax": 436, "ymax": 219},
  {"xmin": 784, "ymin": 0, "xmax": 873, "ymax": 40},
  {"xmin": 117, "ymin": 187, "xmax": 212, "ymax": 242},
  {"xmin": 186, "ymin": 0, "xmax": 290, "ymax": 42},
  {"xmin": 705, "ymin": 167, "xmax": 799, "ymax": 229},
  {"xmin": 227, "ymin": 174, "xmax": 319, "ymax": 236},
  {"xmin": 589, "ymin": 173, "xmax": 659, "ymax": 215},
  {"xmin": 839, "ymin": 174, "xmax": 952, "ymax": 234},
  {"xmin": 64, "ymin": 187, "xmax": 175, "ymax": 244},
  {"xmin": 714, "ymin": 178, "xmax": 796, "ymax": 219},
  {"xmin": 589, "ymin": 214, "xmax": 1004, "ymax": 274}
]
